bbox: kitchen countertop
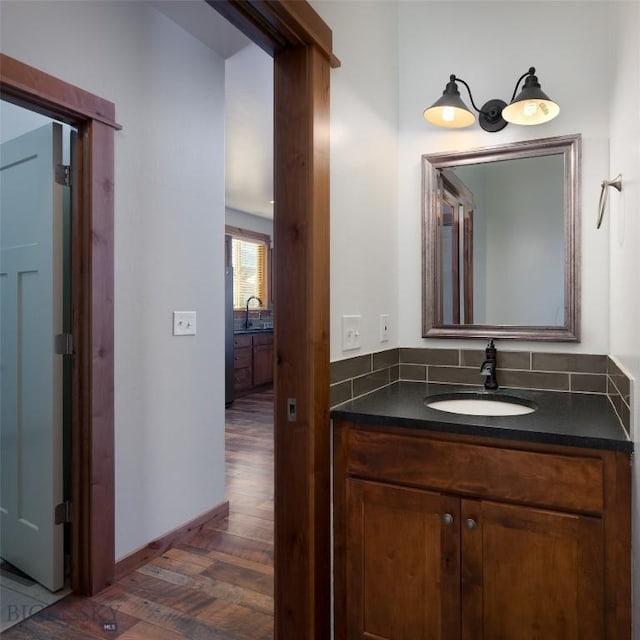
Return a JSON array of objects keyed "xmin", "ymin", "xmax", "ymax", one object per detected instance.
[
  {"xmin": 331, "ymin": 381, "xmax": 633, "ymax": 453},
  {"xmin": 234, "ymin": 327, "xmax": 273, "ymax": 335}
]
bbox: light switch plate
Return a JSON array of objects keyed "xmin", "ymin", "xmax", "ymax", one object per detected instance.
[
  {"xmin": 342, "ymin": 315, "xmax": 362, "ymax": 351},
  {"xmin": 173, "ymin": 311, "xmax": 196, "ymax": 336}
]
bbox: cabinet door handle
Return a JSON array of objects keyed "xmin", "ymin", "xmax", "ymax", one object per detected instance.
[
  {"xmin": 442, "ymin": 513, "xmax": 454, "ymax": 526},
  {"xmin": 465, "ymin": 518, "xmax": 477, "ymax": 530}
]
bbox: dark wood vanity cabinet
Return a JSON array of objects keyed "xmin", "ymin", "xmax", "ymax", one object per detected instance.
[
  {"xmin": 345, "ymin": 480, "xmax": 460, "ymax": 639},
  {"xmin": 233, "ymin": 332, "xmax": 273, "ymax": 394},
  {"xmin": 333, "ymin": 420, "xmax": 631, "ymax": 640}
]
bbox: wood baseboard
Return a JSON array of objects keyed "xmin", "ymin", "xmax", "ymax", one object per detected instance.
[{"xmin": 114, "ymin": 500, "xmax": 229, "ymax": 581}]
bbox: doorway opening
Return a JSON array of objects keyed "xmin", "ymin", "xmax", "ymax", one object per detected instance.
[
  {"xmin": 1, "ymin": 51, "xmax": 120, "ymax": 600},
  {"xmin": 0, "ymin": 100, "xmax": 76, "ymax": 630}
]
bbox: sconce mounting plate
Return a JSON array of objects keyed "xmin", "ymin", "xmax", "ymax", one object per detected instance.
[{"xmin": 479, "ymin": 99, "xmax": 508, "ymax": 132}]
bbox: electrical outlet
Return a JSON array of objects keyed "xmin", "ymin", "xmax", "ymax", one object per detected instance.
[
  {"xmin": 379, "ymin": 314, "xmax": 390, "ymax": 342},
  {"xmin": 342, "ymin": 315, "xmax": 362, "ymax": 351}
]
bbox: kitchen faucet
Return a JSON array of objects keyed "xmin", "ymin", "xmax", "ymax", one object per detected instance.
[
  {"xmin": 244, "ymin": 296, "xmax": 262, "ymax": 329},
  {"xmin": 480, "ymin": 339, "xmax": 499, "ymax": 390}
]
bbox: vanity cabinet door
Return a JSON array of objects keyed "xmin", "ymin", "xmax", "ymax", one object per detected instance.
[
  {"xmin": 461, "ymin": 499, "xmax": 604, "ymax": 640},
  {"xmin": 346, "ymin": 479, "xmax": 460, "ymax": 640}
]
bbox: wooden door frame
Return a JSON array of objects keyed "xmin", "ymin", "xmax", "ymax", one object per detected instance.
[
  {"xmin": 210, "ymin": 5, "xmax": 338, "ymax": 637},
  {"xmin": 0, "ymin": 53, "xmax": 119, "ymax": 595},
  {"xmin": 2, "ymin": 1, "xmax": 336, "ymax": 637}
]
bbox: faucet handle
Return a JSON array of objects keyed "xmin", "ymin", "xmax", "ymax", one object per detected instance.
[{"xmin": 485, "ymin": 339, "xmax": 497, "ymax": 360}]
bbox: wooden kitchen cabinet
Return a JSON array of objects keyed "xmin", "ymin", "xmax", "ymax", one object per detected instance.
[
  {"xmin": 233, "ymin": 334, "xmax": 253, "ymax": 393},
  {"xmin": 252, "ymin": 333, "xmax": 274, "ymax": 387},
  {"xmin": 334, "ymin": 420, "xmax": 630, "ymax": 640},
  {"xmin": 233, "ymin": 332, "xmax": 273, "ymax": 395}
]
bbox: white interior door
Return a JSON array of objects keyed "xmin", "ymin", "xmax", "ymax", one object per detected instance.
[{"xmin": 0, "ymin": 123, "xmax": 65, "ymax": 592}]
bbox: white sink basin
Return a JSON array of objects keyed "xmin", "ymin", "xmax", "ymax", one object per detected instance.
[{"xmin": 425, "ymin": 394, "xmax": 537, "ymax": 417}]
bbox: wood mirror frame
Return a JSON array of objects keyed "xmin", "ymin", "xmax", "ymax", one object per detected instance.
[{"xmin": 422, "ymin": 134, "xmax": 581, "ymax": 341}]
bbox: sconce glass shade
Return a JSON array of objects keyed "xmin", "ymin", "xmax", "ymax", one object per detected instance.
[
  {"xmin": 423, "ymin": 77, "xmax": 476, "ymax": 128},
  {"xmin": 502, "ymin": 72, "xmax": 560, "ymax": 125}
]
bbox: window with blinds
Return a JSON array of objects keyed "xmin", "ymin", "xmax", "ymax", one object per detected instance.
[{"xmin": 230, "ymin": 236, "xmax": 268, "ymax": 309}]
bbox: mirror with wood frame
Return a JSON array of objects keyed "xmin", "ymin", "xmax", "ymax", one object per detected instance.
[{"xmin": 422, "ymin": 134, "xmax": 581, "ymax": 341}]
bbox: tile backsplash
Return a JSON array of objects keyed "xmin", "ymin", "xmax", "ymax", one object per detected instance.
[
  {"xmin": 330, "ymin": 349, "xmax": 399, "ymax": 407},
  {"xmin": 233, "ymin": 309, "xmax": 273, "ymax": 332},
  {"xmin": 330, "ymin": 347, "xmax": 631, "ymax": 436},
  {"xmin": 608, "ymin": 358, "xmax": 631, "ymax": 436}
]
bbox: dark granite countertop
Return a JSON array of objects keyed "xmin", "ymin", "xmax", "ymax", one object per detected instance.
[
  {"xmin": 331, "ymin": 381, "xmax": 632, "ymax": 453},
  {"xmin": 234, "ymin": 327, "xmax": 273, "ymax": 335}
]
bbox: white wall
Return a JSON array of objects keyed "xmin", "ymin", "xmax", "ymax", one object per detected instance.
[
  {"xmin": 311, "ymin": 0, "xmax": 400, "ymax": 361},
  {"xmin": 225, "ymin": 44, "xmax": 274, "ymax": 218},
  {"xmin": 397, "ymin": 1, "xmax": 612, "ymax": 353},
  {"xmin": 608, "ymin": 1, "xmax": 640, "ymax": 627},
  {"xmin": 317, "ymin": 1, "xmax": 614, "ymax": 358},
  {"xmin": 0, "ymin": 1, "xmax": 227, "ymax": 559},
  {"xmin": 225, "ymin": 207, "xmax": 273, "ymax": 239}
]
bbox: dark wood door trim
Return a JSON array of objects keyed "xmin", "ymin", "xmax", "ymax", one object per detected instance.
[
  {"xmin": 0, "ymin": 54, "xmax": 121, "ymax": 129},
  {"xmin": 74, "ymin": 119, "xmax": 116, "ymax": 594},
  {"xmin": 210, "ymin": 3, "xmax": 334, "ymax": 638},
  {"xmin": 272, "ymin": 44, "xmax": 331, "ymax": 639},
  {"xmin": 207, "ymin": 0, "xmax": 340, "ymax": 68},
  {"xmin": 1, "ymin": 53, "xmax": 117, "ymax": 595}
]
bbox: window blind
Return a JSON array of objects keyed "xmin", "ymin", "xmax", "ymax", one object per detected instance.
[{"xmin": 231, "ymin": 238, "xmax": 266, "ymax": 308}]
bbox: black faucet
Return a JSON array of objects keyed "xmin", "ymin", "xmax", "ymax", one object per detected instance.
[
  {"xmin": 244, "ymin": 296, "xmax": 262, "ymax": 329},
  {"xmin": 480, "ymin": 339, "xmax": 499, "ymax": 390}
]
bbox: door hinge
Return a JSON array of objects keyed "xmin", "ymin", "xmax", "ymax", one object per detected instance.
[
  {"xmin": 55, "ymin": 164, "xmax": 71, "ymax": 187},
  {"xmin": 55, "ymin": 501, "xmax": 72, "ymax": 525},
  {"xmin": 55, "ymin": 333, "xmax": 74, "ymax": 355}
]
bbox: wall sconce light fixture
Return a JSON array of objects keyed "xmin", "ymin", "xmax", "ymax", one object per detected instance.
[{"xmin": 424, "ymin": 67, "xmax": 560, "ymax": 132}]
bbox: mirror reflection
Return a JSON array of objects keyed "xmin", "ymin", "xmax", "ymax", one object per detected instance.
[{"xmin": 422, "ymin": 134, "xmax": 581, "ymax": 341}]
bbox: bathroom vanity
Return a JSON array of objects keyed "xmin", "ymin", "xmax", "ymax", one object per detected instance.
[{"xmin": 332, "ymin": 382, "xmax": 632, "ymax": 640}]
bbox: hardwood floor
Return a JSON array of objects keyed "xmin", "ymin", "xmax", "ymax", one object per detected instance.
[{"xmin": 2, "ymin": 390, "xmax": 275, "ymax": 639}]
